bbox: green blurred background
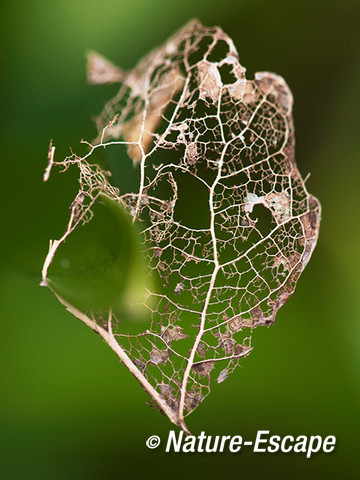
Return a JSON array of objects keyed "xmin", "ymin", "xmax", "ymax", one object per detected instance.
[{"xmin": 1, "ymin": 0, "xmax": 359, "ymax": 478}]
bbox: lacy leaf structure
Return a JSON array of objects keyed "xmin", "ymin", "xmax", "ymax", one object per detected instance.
[{"xmin": 42, "ymin": 20, "xmax": 321, "ymax": 434}]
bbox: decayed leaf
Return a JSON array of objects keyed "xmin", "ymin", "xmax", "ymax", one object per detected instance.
[
  {"xmin": 101, "ymin": 64, "xmax": 185, "ymax": 164},
  {"xmin": 192, "ymin": 361, "xmax": 215, "ymax": 378},
  {"xmin": 43, "ymin": 20, "xmax": 321, "ymax": 434},
  {"xmin": 161, "ymin": 325, "xmax": 189, "ymax": 344},
  {"xmin": 87, "ymin": 51, "xmax": 125, "ymax": 85},
  {"xmin": 198, "ymin": 60, "xmax": 221, "ymax": 103},
  {"xmin": 149, "ymin": 348, "xmax": 171, "ymax": 365},
  {"xmin": 217, "ymin": 368, "xmax": 228, "ymax": 384}
]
